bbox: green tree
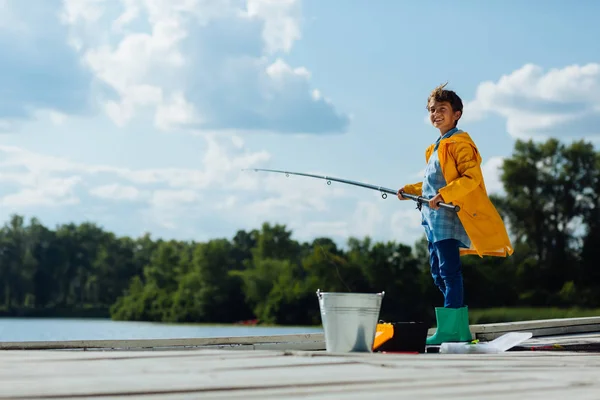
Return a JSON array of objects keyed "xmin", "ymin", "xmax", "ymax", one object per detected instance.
[{"xmin": 499, "ymin": 138, "xmax": 598, "ymax": 305}]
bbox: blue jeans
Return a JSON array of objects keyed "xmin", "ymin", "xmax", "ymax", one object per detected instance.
[{"xmin": 428, "ymin": 239, "xmax": 464, "ymax": 308}]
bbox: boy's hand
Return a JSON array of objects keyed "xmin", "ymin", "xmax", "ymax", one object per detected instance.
[
  {"xmin": 429, "ymin": 193, "xmax": 445, "ymax": 210},
  {"xmin": 397, "ymin": 187, "xmax": 408, "ymax": 200}
]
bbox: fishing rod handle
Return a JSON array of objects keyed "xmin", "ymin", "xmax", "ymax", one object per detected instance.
[
  {"xmin": 400, "ymin": 192, "xmax": 461, "ymax": 212},
  {"xmin": 437, "ymin": 202, "xmax": 461, "ymax": 212}
]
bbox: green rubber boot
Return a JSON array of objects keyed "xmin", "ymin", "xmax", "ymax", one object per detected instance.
[{"xmin": 425, "ymin": 306, "xmax": 472, "ymax": 345}]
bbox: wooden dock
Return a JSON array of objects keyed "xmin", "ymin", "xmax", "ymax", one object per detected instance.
[
  {"xmin": 2, "ymin": 346, "xmax": 600, "ymax": 399},
  {"xmin": 2, "ymin": 317, "xmax": 600, "ymax": 399}
]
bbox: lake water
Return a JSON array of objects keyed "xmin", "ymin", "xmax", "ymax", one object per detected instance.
[{"xmin": 0, "ymin": 318, "xmax": 323, "ymax": 342}]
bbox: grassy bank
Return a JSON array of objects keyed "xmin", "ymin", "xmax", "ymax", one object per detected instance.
[{"xmin": 469, "ymin": 307, "xmax": 600, "ymax": 324}]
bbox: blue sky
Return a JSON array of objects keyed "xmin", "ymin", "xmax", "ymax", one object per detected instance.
[{"xmin": 1, "ymin": 0, "xmax": 599, "ymax": 248}]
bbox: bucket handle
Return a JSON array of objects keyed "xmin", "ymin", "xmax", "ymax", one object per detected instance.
[{"xmin": 316, "ymin": 289, "xmax": 385, "ymax": 299}]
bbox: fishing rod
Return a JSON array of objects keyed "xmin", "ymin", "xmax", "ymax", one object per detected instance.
[{"xmin": 243, "ymin": 168, "xmax": 460, "ymax": 212}]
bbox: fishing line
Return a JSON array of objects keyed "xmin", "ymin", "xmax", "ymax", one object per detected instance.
[{"xmin": 315, "ymin": 243, "xmax": 352, "ymax": 292}]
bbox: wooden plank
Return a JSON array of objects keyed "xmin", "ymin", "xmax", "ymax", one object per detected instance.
[
  {"xmin": 510, "ymin": 333, "xmax": 600, "ymax": 352},
  {"xmin": 472, "ymin": 316, "xmax": 600, "ymax": 331},
  {"xmin": 58, "ymin": 382, "xmax": 600, "ymax": 400},
  {"xmin": 1, "ymin": 348, "xmax": 600, "ymax": 399},
  {"xmin": 468, "ymin": 316, "xmax": 600, "ymax": 340},
  {"xmin": 0, "ymin": 354, "xmax": 410, "ymax": 398},
  {"xmin": 86, "ymin": 383, "xmax": 600, "ymax": 400},
  {"xmin": 523, "ymin": 332, "xmax": 600, "ymax": 345},
  {"xmin": 0, "ymin": 333, "xmax": 326, "ymax": 351}
]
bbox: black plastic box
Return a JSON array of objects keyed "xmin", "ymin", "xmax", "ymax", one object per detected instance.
[{"xmin": 375, "ymin": 321, "xmax": 430, "ymax": 354}]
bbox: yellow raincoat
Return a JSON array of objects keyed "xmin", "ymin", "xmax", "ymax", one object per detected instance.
[{"xmin": 403, "ymin": 131, "xmax": 513, "ymax": 257}]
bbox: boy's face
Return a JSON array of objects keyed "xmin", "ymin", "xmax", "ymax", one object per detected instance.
[{"xmin": 428, "ymin": 100, "xmax": 461, "ymax": 134}]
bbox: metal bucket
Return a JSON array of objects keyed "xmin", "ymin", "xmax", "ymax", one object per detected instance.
[{"xmin": 316, "ymin": 289, "xmax": 385, "ymax": 353}]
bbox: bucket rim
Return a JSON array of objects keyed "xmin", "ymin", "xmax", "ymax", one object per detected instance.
[{"xmin": 316, "ymin": 289, "xmax": 385, "ymax": 299}]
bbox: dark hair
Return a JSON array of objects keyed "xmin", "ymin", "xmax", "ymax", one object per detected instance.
[{"xmin": 427, "ymin": 82, "xmax": 463, "ymax": 125}]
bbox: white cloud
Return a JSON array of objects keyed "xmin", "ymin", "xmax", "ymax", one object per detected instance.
[
  {"xmin": 0, "ymin": 136, "xmax": 434, "ymax": 247},
  {"xmin": 463, "ymin": 63, "xmax": 600, "ymax": 140},
  {"xmin": 299, "ymin": 221, "xmax": 349, "ymax": 241},
  {"xmin": 350, "ymin": 201, "xmax": 385, "ymax": 238},
  {"xmin": 390, "ymin": 208, "xmax": 424, "ymax": 245},
  {"xmin": 0, "ymin": 1, "xmax": 92, "ymax": 125},
  {"xmin": 246, "ymin": 0, "xmax": 302, "ymax": 54},
  {"xmin": 55, "ymin": 0, "xmax": 348, "ymax": 134},
  {"xmin": 0, "ymin": 0, "xmax": 29, "ymax": 33},
  {"xmin": 1, "ymin": 1, "xmax": 347, "ymax": 134},
  {"xmin": 150, "ymin": 189, "xmax": 200, "ymax": 208},
  {"xmin": 0, "ymin": 134, "xmax": 261, "ymax": 210},
  {"xmin": 287, "ymin": 196, "xmax": 428, "ymax": 248},
  {"xmin": 154, "ymin": 91, "xmax": 199, "ymax": 130},
  {"xmin": 48, "ymin": 111, "xmax": 69, "ymax": 126},
  {"xmin": 481, "ymin": 156, "xmax": 504, "ymax": 195},
  {"xmin": 0, "ymin": 137, "xmax": 392, "ymax": 243},
  {"xmin": 0, "ymin": 176, "xmax": 81, "ymax": 208},
  {"xmin": 235, "ymin": 170, "xmax": 349, "ymax": 217},
  {"xmin": 61, "ymin": 0, "xmax": 106, "ymax": 26},
  {"xmin": 90, "ymin": 184, "xmax": 142, "ymax": 201},
  {"xmin": 0, "ymin": 145, "xmax": 82, "ymax": 208}
]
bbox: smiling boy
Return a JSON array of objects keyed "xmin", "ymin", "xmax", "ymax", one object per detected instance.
[{"xmin": 397, "ymin": 83, "xmax": 513, "ymax": 345}]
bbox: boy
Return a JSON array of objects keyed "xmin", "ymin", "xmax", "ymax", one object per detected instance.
[{"xmin": 397, "ymin": 83, "xmax": 513, "ymax": 345}]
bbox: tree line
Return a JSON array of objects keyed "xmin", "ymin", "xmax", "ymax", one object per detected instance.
[{"xmin": 0, "ymin": 137, "xmax": 598, "ymax": 325}]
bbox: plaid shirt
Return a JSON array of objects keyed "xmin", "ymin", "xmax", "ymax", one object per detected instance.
[{"xmin": 421, "ymin": 128, "xmax": 471, "ymax": 248}]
